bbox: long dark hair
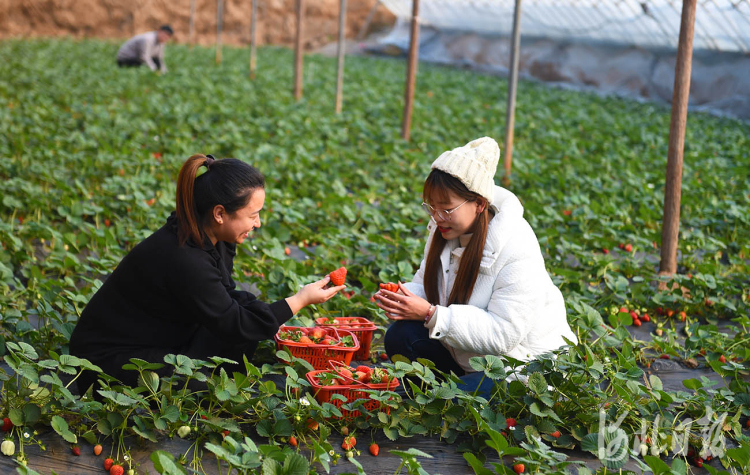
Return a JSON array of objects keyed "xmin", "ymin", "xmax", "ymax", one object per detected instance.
[
  {"xmin": 423, "ymin": 169, "xmax": 490, "ymax": 306},
  {"xmin": 175, "ymin": 154, "xmax": 265, "ymax": 247}
]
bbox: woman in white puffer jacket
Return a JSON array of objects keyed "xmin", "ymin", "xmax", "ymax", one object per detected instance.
[{"xmin": 376, "ymin": 137, "xmax": 577, "ymax": 382}]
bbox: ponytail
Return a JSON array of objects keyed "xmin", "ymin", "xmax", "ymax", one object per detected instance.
[
  {"xmin": 422, "ymin": 169, "xmax": 489, "ymax": 306},
  {"xmin": 175, "ymin": 154, "xmax": 265, "ymax": 247}
]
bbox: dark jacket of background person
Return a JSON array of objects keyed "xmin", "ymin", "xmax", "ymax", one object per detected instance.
[{"xmin": 69, "ymin": 213, "xmax": 292, "ymax": 391}]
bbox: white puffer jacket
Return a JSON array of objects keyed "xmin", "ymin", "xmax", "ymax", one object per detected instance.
[{"xmin": 405, "ymin": 185, "xmax": 577, "ymax": 373}]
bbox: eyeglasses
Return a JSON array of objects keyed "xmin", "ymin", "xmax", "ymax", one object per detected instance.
[{"xmin": 421, "ymin": 200, "xmax": 469, "ymax": 222}]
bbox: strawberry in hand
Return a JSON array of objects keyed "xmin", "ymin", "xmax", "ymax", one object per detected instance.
[{"xmin": 329, "ymin": 267, "xmax": 347, "ymax": 286}]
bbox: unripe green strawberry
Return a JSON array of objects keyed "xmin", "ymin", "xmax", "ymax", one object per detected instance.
[
  {"xmin": 177, "ymin": 425, "xmax": 191, "ymax": 438},
  {"xmin": 1, "ymin": 440, "xmax": 15, "ymax": 456}
]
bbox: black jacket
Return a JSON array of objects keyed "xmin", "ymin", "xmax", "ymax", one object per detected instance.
[{"xmin": 69, "ymin": 213, "xmax": 292, "ymax": 369}]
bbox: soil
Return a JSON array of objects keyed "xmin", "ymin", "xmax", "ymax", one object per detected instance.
[{"xmin": 0, "ymin": 0, "xmax": 396, "ymax": 49}]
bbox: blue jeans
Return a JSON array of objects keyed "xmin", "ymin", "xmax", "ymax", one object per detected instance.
[{"xmin": 384, "ymin": 321, "xmax": 495, "ymax": 398}]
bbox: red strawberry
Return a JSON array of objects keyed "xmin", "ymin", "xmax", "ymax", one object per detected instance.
[
  {"xmin": 306, "ymin": 418, "xmax": 319, "ymax": 431},
  {"xmin": 633, "ymin": 318, "xmax": 642, "ymax": 327},
  {"xmin": 289, "ymin": 436, "xmax": 298, "ymax": 447},
  {"xmin": 719, "ymin": 355, "xmax": 726, "ymax": 363},
  {"xmin": 329, "ymin": 267, "xmax": 347, "ymax": 286},
  {"xmin": 110, "ymin": 465, "xmax": 124, "ymax": 475},
  {"xmin": 679, "ymin": 311, "xmax": 686, "ymax": 322},
  {"xmin": 298, "ymin": 336, "xmax": 313, "ymax": 344},
  {"xmin": 356, "ymin": 365, "xmax": 372, "ymax": 374},
  {"xmin": 342, "ymin": 436, "xmax": 357, "ymax": 450},
  {"xmin": 152, "ymin": 152, "xmax": 162, "ymax": 159},
  {"xmin": 380, "ymin": 353, "xmax": 388, "ymax": 360},
  {"xmin": 660, "ymin": 354, "xmax": 670, "ymax": 359},
  {"xmin": 369, "ymin": 443, "xmax": 379, "ymax": 456},
  {"xmin": 641, "ymin": 313, "xmax": 650, "ymax": 322},
  {"xmin": 513, "ymin": 463, "xmax": 525, "ymax": 474},
  {"xmin": 505, "ymin": 418, "xmax": 516, "ymax": 428},
  {"xmin": 94, "ymin": 444, "xmax": 103, "ymax": 456},
  {"xmin": 310, "ymin": 328, "xmax": 327, "ymax": 341},
  {"xmin": 338, "ymin": 368, "xmax": 353, "ymax": 380},
  {"xmin": 104, "ymin": 458, "xmax": 114, "ymax": 471},
  {"xmin": 72, "ymin": 446, "xmax": 80, "ymax": 456},
  {"xmin": 104, "ymin": 219, "xmax": 111, "ymax": 227},
  {"xmin": 1, "ymin": 417, "xmax": 12, "ymax": 432},
  {"xmin": 602, "ymin": 248, "xmax": 609, "ymax": 254},
  {"xmin": 551, "ymin": 430, "xmax": 561, "ymax": 438},
  {"xmin": 619, "ymin": 307, "xmax": 628, "ymax": 314},
  {"xmin": 624, "ymin": 243, "xmax": 633, "ymax": 252},
  {"xmin": 562, "ymin": 209, "xmax": 571, "ymax": 216},
  {"xmin": 355, "ymin": 371, "xmax": 370, "ymax": 383},
  {"xmin": 666, "ymin": 309, "xmax": 674, "ymax": 317},
  {"xmin": 284, "ymin": 247, "xmax": 291, "ymax": 255}
]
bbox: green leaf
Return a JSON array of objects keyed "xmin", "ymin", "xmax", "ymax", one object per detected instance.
[
  {"xmin": 463, "ymin": 453, "xmax": 494, "ymax": 475},
  {"xmin": 643, "ymin": 455, "xmax": 672, "ymax": 474},
  {"xmin": 22, "ymin": 404, "xmax": 41, "ymax": 425},
  {"xmin": 150, "ymin": 450, "xmax": 188, "ymax": 475},
  {"xmin": 527, "ymin": 372, "xmax": 548, "ymax": 395},
  {"xmin": 282, "ymin": 452, "xmax": 310, "ymax": 475}
]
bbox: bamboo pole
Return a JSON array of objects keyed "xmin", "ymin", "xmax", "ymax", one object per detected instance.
[
  {"xmin": 189, "ymin": 0, "xmax": 197, "ymax": 47},
  {"xmin": 294, "ymin": 0, "xmax": 304, "ymax": 100},
  {"xmin": 660, "ymin": 0, "xmax": 697, "ymax": 275},
  {"xmin": 335, "ymin": 0, "xmax": 347, "ymax": 113},
  {"xmin": 216, "ymin": 0, "xmax": 224, "ymax": 64},
  {"xmin": 250, "ymin": 0, "xmax": 258, "ymax": 79},
  {"xmin": 401, "ymin": 0, "xmax": 420, "ymax": 141},
  {"xmin": 502, "ymin": 0, "xmax": 523, "ymax": 187}
]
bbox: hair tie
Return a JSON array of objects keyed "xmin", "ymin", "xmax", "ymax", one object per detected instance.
[{"xmin": 205, "ymin": 154, "xmax": 216, "ymax": 169}]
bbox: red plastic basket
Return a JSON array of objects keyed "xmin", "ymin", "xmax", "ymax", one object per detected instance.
[
  {"xmin": 315, "ymin": 317, "xmax": 377, "ymax": 360},
  {"xmin": 275, "ymin": 326, "xmax": 359, "ymax": 370},
  {"xmin": 305, "ymin": 365, "xmax": 399, "ymax": 419}
]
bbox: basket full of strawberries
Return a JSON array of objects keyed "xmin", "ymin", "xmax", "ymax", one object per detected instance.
[
  {"xmin": 305, "ymin": 361, "xmax": 399, "ymax": 419},
  {"xmin": 275, "ymin": 326, "xmax": 360, "ymax": 369}
]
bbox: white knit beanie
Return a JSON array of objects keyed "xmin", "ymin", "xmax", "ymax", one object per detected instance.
[{"xmin": 431, "ymin": 137, "xmax": 500, "ymax": 203}]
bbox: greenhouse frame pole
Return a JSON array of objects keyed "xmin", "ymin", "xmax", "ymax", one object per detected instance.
[
  {"xmin": 335, "ymin": 0, "xmax": 348, "ymax": 113},
  {"xmin": 660, "ymin": 0, "xmax": 697, "ymax": 276},
  {"xmin": 189, "ymin": 0, "xmax": 196, "ymax": 47},
  {"xmin": 357, "ymin": 0, "xmax": 380, "ymax": 41},
  {"xmin": 216, "ymin": 0, "xmax": 224, "ymax": 64},
  {"xmin": 294, "ymin": 0, "xmax": 305, "ymax": 100},
  {"xmin": 401, "ymin": 0, "xmax": 420, "ymax": 141},
  {"xmin": 250, "ymin": 0, "xmax": 258, "ymax": 79},
  {"xmin": 502, "ymin": 0, "xmax": 522, "ymax": 186}
]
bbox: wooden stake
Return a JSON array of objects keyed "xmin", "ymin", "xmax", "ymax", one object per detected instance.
[
  {"xmin": 502, "ymin": 0, "xmax": 522, "ymax": 187},
  {"xmin": 660, "ymin": 0, "xmax": 697, "ymax": 275},
  {"xmin": 294, "ymin": 0, "xmax": 305, "ymax": 100},
  {"xmin": 335, "ymin": 0, "xmax": 347, "ymax": 113},
  {"xmin": 189, "ymin": 0, "xmax": 196, "ymax": 47},
  {"xmin": 401, "ymin": 0, "xmax": 420, "ymax": 141},
  {"xmin": 216, "ymin": 0, "xmax": 224, "ymax": 64},
  {"xmin": 250, "ymin": 0, "xmax": 258, "ymax": 79}
]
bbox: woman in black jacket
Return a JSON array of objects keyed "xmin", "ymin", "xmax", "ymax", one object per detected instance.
[{"xmin": 70, "ymin": 154, "xmax": 344, "ymax": 393}]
